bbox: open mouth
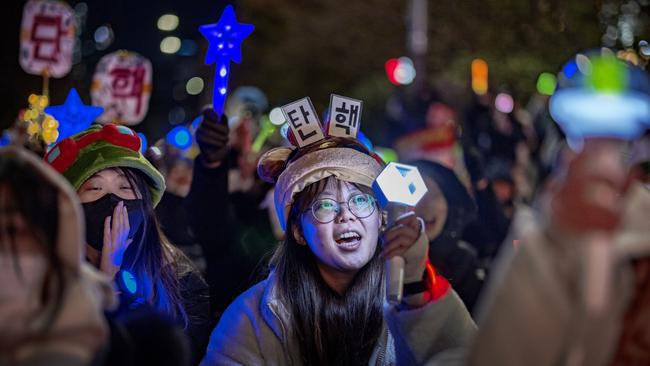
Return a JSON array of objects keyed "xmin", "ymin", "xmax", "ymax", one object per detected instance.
[{"xmin": 334, "ymin": 231, "xmax": 362, "ymax": 249}]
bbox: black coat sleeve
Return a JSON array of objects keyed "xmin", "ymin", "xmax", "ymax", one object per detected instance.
[{"xmin": 186, "ymin": 156, "xmax": 245, "ymax": 317}]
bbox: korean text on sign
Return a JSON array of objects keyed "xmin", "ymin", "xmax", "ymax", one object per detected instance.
[
  {"xmin": 19, "ymin": 0, "xmax": 75, "ymax": 78},
  {"xmin": 91, "ymin": 51, "xmax": 153, "ymax": 126},
  {"xmin": 281, "ymin": 97, "xmax": 325, "ymax": 147},
  {"xmin": 327, "ymin": 94, "xmax": 362, "ymax": 139}
]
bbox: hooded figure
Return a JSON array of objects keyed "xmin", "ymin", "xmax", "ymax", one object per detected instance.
[
  {"xmin": 0, "ymin": 146, "xmax": 114, "ymax": 365},
  {"xmin": 411, "ymin": 159, "xmax": 485, "ymax": 313}
]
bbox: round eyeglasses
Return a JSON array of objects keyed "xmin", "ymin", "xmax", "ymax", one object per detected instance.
[{"xmin": 306, "ymin": 193, "xmax": 377, "ymax": 223}]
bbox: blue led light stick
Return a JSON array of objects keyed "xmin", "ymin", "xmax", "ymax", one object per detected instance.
[
  {"xmin": 373, "ymin": 162, "xmax": 428, "ymax": 304},
  {"xmin": 550, "ymin": 50, "xmax": 650, "ymax": 147},
  {"xmin": 199, "ymin": 5, "xmax": 254, "ymax": 117}
]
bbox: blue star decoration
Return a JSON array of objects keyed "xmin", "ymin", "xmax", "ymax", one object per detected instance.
[
  {"xmin": 45, "ymin": 88, "xmax": 104, "ymax": 142},
  {"xmin": 199, "ymin": 5, "xmax": 254, "ymax": 66}
]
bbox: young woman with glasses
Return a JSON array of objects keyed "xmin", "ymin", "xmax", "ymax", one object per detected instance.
[{"xmin": 201, "ymin": 136, "xmax": 476, "ymax": 365}]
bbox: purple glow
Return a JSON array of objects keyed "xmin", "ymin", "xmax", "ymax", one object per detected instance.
[{"xmin": 495, "ymin": 93, "xmax": 514, "ymax": 114}]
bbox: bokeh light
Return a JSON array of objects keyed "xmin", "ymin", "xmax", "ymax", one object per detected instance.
[
  {"xmin": 160, "ymin": 36, "xmax": 181, "ymax": 54},
  {"xmin": 166, "ymin": 125, "xmax": 193, "ymax": 150},
  {"xmin": 471, "ymin": 59, "xmax": 488, "ymax": 95},
  {"xmin": 157, "ymin": 14, "xmax": 179, "ymax": 31},
  {"xmin": 495, "ymin": 93, "xmax": 514, "ymax": 114},
  {"xmin": 186, "ymin": 77, "xmax": 205, "ymax": 95},
  {"xmin": 536, "ymin": 72, "xmax": 557, "ymax": 96},
  {"xmin": 137, "ymin": 132, "xmax": 148, "ymax": 153},
  {"xmin": 269, "ymin": 107, "xmax": 285, "ymax": 125}
]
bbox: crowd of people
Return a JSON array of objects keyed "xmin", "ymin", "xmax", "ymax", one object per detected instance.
[{"xmin": 1, "ymin": 50, "xmax": 649, "ymax": 366}]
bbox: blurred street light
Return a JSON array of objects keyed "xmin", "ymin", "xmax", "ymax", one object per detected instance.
[{"xmin": 157, "ymin": 14, "xmax": 179, "ymax": 31}]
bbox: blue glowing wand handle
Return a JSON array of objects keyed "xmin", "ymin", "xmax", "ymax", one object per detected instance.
[{"xmin": 212, "ymin": 59, "xmax": 230, "ymax": 118}]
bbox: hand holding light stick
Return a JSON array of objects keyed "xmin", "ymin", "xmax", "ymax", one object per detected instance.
[
  {"xmin": 550, "ymin": 52, "xmax": 650, "ymax": 319},
  {"xmin": 199, "ymin": 5, "xmax": 254, "ymax": 118},
  {"xmin": 373, "ymin": 162, "xmax": 428, "ymax": 304}
]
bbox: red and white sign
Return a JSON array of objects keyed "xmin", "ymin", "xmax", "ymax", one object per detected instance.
[
  {"xmin": 19, "ymin": 0, "xmax": 75, "ymax": 78},
  {"xmin": 91, "ymin": 51, "xmax": 153, "ymax": 125}
]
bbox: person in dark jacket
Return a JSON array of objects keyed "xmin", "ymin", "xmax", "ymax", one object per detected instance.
[
  {"xmin": 411, "ymin": 159, "xmax": 486, "ymax": 313},
  {"xmin": 187, "ymin": 109, "xmax": 278, "ymax": 319}
]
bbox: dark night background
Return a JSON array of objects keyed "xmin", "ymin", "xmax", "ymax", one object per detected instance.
[{"xmin": 1, "ymin": 0, "xmax": 648, "ymax": 145}]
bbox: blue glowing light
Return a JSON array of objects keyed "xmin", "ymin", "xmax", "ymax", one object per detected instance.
[
  {"xmin": 166, "ymin": 125, "xmax": 192, "ymax": 150},
  {"xmin": 0, "ymin": 132, "xmax": 11, "ymax": 147},
  {"xmin": 562, "ymin": 60, "xmax": 578, "ymax": 79},
  {"xmin": 280, "ymin": 122, "xmax": 290, "ymax": 141},
  {"xmin": 199, "ymin": 5, "xmax": 254, "ymax": 117},
  {"xmin": 137, "ymin": 132, "xmax": 148, "ymax": 153},
  {"xmin": 191, "ymin": 114, "xmax": 203, "ymax": 130},
  {"xmin": 178, "ymin": 39, "xmax": 199, "ymax": 56},
  {"xmin": 550, "ymin": 89, "xmax": 650, "ymax": 141},
  {"xmin": 551, "ymin": 52, "xmax": 650, "ymax": 144},
  {"xmin": 121, "ymin": 270, "xmax": 137, "ymax": 294},
  {"xmin": 45, "ymin": 88, "xmax": 104, "ymax": 143},
  {"xmin": 357, "ymin": 130, "xmax": 374, "ymax": 151}
]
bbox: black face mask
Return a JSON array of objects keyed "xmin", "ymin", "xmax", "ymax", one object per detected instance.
[{"xmin": 82, "ymin": 194, "xmax": 145, "ymax": 251}]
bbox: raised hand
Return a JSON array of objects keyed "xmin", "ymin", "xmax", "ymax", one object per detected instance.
[{"xmin": 100, "ymin": 200, "xmax": 133, "ymax": 278}]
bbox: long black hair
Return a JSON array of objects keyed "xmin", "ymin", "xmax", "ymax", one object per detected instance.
[
  {"xmin": 120, "ymin": 167, "xmax": 195, "ymax": 328},
  {"xmin": 270, "ymin": 177, "xmax": 384, "ymax": 365}
]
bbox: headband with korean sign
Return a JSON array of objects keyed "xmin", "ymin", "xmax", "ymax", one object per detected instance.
[{"xmin": 282, "ymin": 94, "xmax": 363, "ymax": 148}]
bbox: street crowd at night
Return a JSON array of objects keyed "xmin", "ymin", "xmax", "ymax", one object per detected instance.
[{"xmin": 1, "ymin": 0, "xmax": 650, "ymax": 365}]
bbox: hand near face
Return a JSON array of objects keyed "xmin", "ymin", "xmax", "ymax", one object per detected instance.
[{"xmin": 100, "ymin": 200, "xmax": 133, "ymax": 278}]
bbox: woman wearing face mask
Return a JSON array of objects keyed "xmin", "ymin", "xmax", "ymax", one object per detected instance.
[
  {"xmin": 201, "ymin": 132, "xmax": 476, "ymax": 365},
  {"xmin": 0, "ymin": 147, "xmax": 113, "ymax": 365},
  {"xmin": 44, "ymin": 124, "xmax": 211, "ymax": 365}
]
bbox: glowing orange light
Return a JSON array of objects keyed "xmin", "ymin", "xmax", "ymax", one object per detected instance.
[{"xmin": 471, "ymin": 59, "xmax": 488, "ymax": 95}]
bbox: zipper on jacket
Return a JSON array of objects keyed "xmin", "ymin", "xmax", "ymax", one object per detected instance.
[{"xmin": 377, "ymin": 343, "xmax": 386, "ymax": 365}]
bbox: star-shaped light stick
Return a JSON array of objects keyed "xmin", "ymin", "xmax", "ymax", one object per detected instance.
[
  {"xmin": 45, "ymin": 88, "xmax": 104, "ymax": 143},
  {"xmin": 199, "ymin": 5, "xmax": 254, "ymax": 117}
]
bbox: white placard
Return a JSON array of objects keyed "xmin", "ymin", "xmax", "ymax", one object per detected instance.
[
  {"xmin": 281, "ymin": 97, "xmax": 325, "ymax": 147},
  {"xmin": 91, "ymin": 50, "xmax": 153, "ymax": 126},
  {"xmin": 19, "ymin": 0, "xmax": 75, "ymax": 78},
  {"xmin": 327, "ymin": 94, "xmax": 362, "ymax": 138}
]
